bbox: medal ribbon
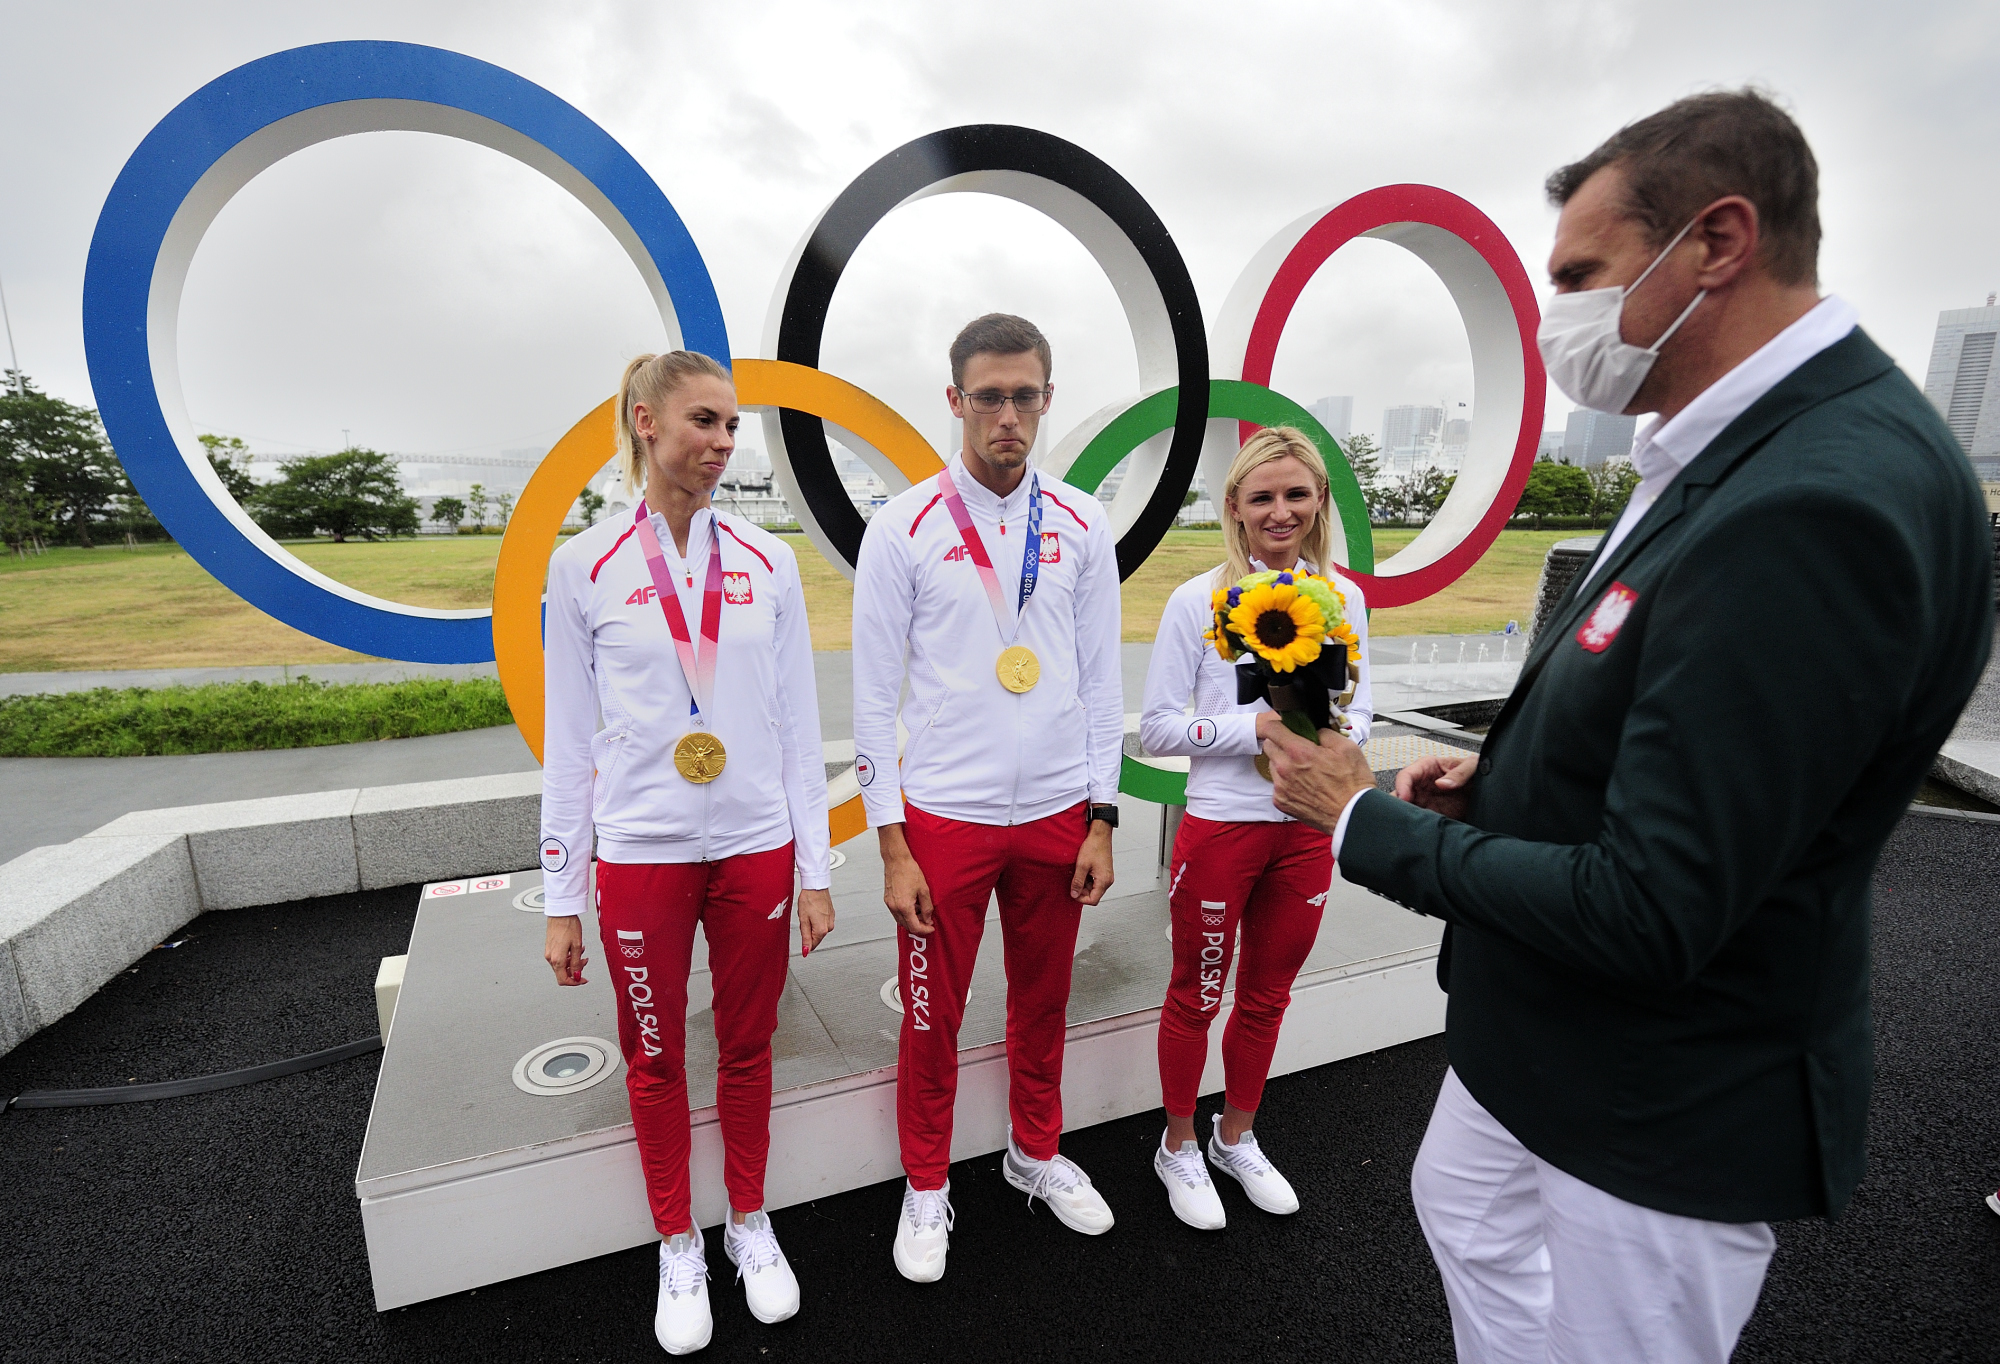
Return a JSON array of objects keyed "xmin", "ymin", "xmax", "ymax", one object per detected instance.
[
  {"xmin": 630, "ymin": 504, "xmax": 723, "ymax": 722},
  {"xmin": 935, "ymin": 464, "xmax": 1043, "ymax": 643}
]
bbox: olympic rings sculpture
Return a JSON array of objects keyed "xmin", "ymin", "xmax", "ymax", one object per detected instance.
[{"xmin": 83, "ymin": 41, "xmax": 1546, "ymax": 823}]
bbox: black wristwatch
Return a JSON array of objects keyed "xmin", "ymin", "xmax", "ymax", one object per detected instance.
[{"xmin": 1087, "ymin": 803, "xmax": 1120, "ymax": 829}]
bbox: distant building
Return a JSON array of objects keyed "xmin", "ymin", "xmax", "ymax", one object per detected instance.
[
  {"xmin": 1562, "ymin": 410, "xmax": 1638, "ymax": 466},
  {"xmin": 1922, "ymin": 296, "xmax": 2000, "ymax": 480},
  {"xmin": 1308, "ymin": 396, "xmax": 1353, "ymax": 443},
  {"xmin": 1538, "ymin": 430, "xmax": 1567, "ymax": 460},
  {"xmin": 1382, "ymin": 404, "xmax": 1444, "ymax": 476}
]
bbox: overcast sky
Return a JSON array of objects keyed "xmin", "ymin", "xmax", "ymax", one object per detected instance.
[{"xmin": 2, "ymin": 0, "xmax": 1994, "ymax": 472}]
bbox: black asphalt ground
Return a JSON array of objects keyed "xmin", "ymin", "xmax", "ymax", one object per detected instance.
[{"xmin": 2, "ymin": 812, "xmax": 1995, "ymax": 1362}]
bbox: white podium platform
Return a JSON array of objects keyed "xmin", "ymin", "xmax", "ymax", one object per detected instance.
[{"xmin": 354, "ymin": 793, "xmax": 1445, "ymax": 1310}]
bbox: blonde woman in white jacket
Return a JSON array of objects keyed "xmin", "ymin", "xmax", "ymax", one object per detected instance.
[
  {"xmin": 1139, "ymin": 426, "xmax": 1373, "ymax": 1231},
  {"xmin": 539, "ymin": 351, "xmax": 832, "ymax": 1355}
]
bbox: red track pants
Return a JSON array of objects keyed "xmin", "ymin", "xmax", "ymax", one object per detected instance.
[
  {"xmin": 897, "ymin": 801, "xmax": 1087, "ymax": 1190},
  {"xmin": 1157, "ymin": 815, "xmax": 1330, "ymax": 1117},
  {"xmin": 596, "ymin": 846, "xmax": 793, "ymax": 1236}
]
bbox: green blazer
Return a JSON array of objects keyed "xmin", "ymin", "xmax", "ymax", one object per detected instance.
[{"xmin": 1341, "ymin": 328, "xmax": 1993, "ymax": 1222}]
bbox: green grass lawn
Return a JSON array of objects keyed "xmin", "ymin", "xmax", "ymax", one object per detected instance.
[
  {"xmin": 0, "ymin": 676, "xmax": 513, "ymax": 756},
  {"xmin": 0, "ymin": 525, "xmax": 1572, "ymax": 672}
]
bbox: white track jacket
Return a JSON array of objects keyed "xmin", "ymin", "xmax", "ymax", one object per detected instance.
[
  {"xmin": 1140, "ymin": 564, "xmax": 1373, "ymax": 824},
  {"xmin": 852, "ymin": 455, "xmax": 1123, "ymax": 828},
  {"xmin": 539, "ymin": 506, "xmax": 831, "ymax": 917}
]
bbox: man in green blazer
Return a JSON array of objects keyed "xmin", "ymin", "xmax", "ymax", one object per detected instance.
[{"xmin": 1264, "ymin": 90, "xmax": 1992, "ymax": 1362}]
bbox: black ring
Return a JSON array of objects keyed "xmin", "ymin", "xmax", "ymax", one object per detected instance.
[{"xmin": 773, "ymin": 124, "xmax": 1209, "ymax": 579}]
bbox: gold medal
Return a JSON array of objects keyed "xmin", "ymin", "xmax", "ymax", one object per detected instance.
[
  {"xmin": 1254, "ymin": 755, "xmax": 1273, "ymax": 783},
  {"xmin": 673, "ymin": 731, "xmax": 728, "ymax": 783},
  {"xmin": 996, "ymin": 644, "xmax": 1040, "ymax": 693}
]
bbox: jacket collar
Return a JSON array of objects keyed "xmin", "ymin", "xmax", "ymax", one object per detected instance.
[
  {"xmin": 1501, "ymin": 327, "xmax": 1899, "ymax": 712},
  {"xmin": 947, "ymin": 453, "xmax": 1036, "ymax": 518}
]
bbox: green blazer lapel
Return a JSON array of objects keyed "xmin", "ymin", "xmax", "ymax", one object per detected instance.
[{"xmin": 1495, "ymin": 327, "xmax": 1896, "ymax": 728}]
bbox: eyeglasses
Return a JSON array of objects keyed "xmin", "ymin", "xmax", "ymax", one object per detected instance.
[{"xmin": 957, "ymin": 387, "xmax": 1050, "ymax": 415}]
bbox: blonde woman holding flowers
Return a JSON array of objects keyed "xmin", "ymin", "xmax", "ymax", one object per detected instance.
[{"xmin": 1138, "ymin": 425, "xmax": 1372, "ymax": 1229}]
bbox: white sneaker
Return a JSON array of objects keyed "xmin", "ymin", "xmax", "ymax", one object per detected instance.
[
  {"xmin": 893, "ymin": 1180, "xmax": 954, "ymax": 1283},
  {"xmin": 655, "ymin": 1229, "xmax": 712, "ymax": 1355},
  {"xmin": 1003, "ymin": 1126, "xmax": 1115, "ymax": 1235},
  {"xmin": 1154, "ymin": 1132, "xmax": 1226, "ymax": 1230},
  {"xmin": 723, "ymin": 1211, "xmax": 799, "ymax": 1324},
  {"xmin": 1208, "ymin": 1115, "xmax": 1300, "ymax": 1215}
]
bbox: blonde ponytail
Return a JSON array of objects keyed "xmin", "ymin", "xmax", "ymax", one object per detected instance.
[
  {"xmin": 1215, "ymin": 426, "xmax": 1337, "ymax": 588},
  {"xmin": 613, "ymin": 350, "xmax": 733, "ymax": 496}
]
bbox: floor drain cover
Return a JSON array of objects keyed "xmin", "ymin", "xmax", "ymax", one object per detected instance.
[
  {"xmin": 511, "ymin": 1036, "xmax": 619, "ymax": 1097},
  {"xmin": 879, "ymin": 978, "xmax": 969, "ymax": 1014},
  {"xmin": 512, "ymin": 886, "xmax": 547, "ymax": 913}
]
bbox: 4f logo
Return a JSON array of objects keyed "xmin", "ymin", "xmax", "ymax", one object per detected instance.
[
  {"xmin": 625, "ymin": 585, "xmax": 660, "ymax": 606},
  {"xmin": 723, "ymin": 571, "xmax": 753, "ymax": 605},
  {"xmin": 1039, "ymin": 532, "xmax": 1060, "ymax": 563},
  {"xmin": 1306, "ymin": 890, "xmax": 1328, "ymax": 908},
  {"xmin": 941, "ymin": 544, "xmax": 972, "ymax": 563}
]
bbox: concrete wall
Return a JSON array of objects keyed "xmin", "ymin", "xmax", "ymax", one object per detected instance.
[{"xmin": 0, "ymin": 771, "xmax": 541, "ymax": 1059}]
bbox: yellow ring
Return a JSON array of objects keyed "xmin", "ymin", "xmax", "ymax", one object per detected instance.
[{"xmin": 492, "ymin": 358, "xmax": 943, "ymax": 847}]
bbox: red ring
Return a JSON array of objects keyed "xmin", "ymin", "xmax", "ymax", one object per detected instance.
[{"xmin": 1238, "ymin": 184, "xmax": 1544, "ymax": 609}]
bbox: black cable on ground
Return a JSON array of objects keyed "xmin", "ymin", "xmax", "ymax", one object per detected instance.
[{"xmin": 4, "ymin": 1036, "xmax": 382, "ymax": 1112}]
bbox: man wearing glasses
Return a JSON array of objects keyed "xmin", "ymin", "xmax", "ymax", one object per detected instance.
[{"xmin": 852, "ymin": 313, "xmax": 1125, "ymax": 1282}]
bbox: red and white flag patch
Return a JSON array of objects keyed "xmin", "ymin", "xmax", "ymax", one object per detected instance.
[
  {"xmin": 722, "ymin": 571, "xmax": 753, "ymax": 605},
  {"xmin": 1576, "ymin": 582, "xmax": 1638, "ymax": 653},
  {"xmin": 1039, "ymin": 531, "xmax": 1061, "ymax": 563}
]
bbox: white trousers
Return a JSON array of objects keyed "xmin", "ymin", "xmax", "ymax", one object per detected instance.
[{"xmin": 1412, "ymin": 1068, "xmax": 1776, "ymax": 1364}]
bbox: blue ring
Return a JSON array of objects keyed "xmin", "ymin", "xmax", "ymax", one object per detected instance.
[{"xmin": 82, "ymin": 41, "xmax": 729, "ymax": 663}]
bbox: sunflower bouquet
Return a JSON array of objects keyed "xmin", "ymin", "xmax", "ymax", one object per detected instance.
[{"xmin": 1207, "ymin": 569, "xmax": 1362, "ymax": 747}]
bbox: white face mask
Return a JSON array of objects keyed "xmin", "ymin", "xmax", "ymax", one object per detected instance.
[{"xmin": 1537, "ymin": 216, "xmax": 1706, "ymax": 414}]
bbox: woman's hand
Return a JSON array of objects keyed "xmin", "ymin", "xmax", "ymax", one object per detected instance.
[
  {"xmin": 797, "ymin": 888, "xmax": 835, "ymax": 957},
  {"xmin": 1254, "ymin": 710, "xmax": 1289, "ymax": 743},
  {"xmin": 544, "ymin": 914, "xmax": 589, "ymax": 986}
]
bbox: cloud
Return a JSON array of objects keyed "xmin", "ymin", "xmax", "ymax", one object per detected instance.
[{"xmin": 1, "ymin": 0, "xmax": 1993, "ymax": 468}]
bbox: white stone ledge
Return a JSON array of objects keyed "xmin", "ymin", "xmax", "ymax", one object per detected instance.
[
  {"xmin": 0, "ymin": 833, "xmax": 201, "ymax": 1050},
  {"xmin": 0, "ymin": 771, "xmax": 543, "ymax": 1058},
  {"xmin": 353, "ymin": 771, "xmax": 542, "ymax": 890},
  {"xmin": 88, "ymin": 789, "xmax": 363, "ymax": 909}
]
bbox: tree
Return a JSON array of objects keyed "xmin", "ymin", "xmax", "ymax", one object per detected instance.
[
  {"xmin": 466, "ymin": 482, "xmax": 489, "ymax": 532},
  {"xmin": 1514, "ymin": 458, "xmax": 1593, "ymax": 524},
  {"xmin": 431, "ymin": 496, "xmax": 466, "ymax": 533},
  {"xmin": 0, "ymin": 374, "xmax": 128, "ymax": 548},
  {"xmin": 576, "ymin": 487, "xmax": 606, "ymax": 526},
  {"xmin": 197, "ymin": 433, "xmax": 256, "ymax": 503},
  {"xmin": 1586, "ymin": 458, "xmax": 1641, "ymax": 521},
  {"xmin": 251, "ymin": 448, "xmax": 419, "ymax": 542},
  {"xmin": 493, "ymin": 489, "xmax": 516, "ymax": 529},
  {"xmin": 1399, "ymin": 468, "xmax": 1456, "ymax": 521},
  {"xmin": 1337, "ymin": 432, "xmax": 1382, "ymax": 509}
]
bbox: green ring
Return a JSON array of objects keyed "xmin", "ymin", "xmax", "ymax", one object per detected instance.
[{"xmin": 1073, "ymin": 379, "xmax": 1374, "ymax": 806}]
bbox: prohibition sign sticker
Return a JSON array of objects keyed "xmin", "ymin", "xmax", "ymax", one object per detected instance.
[
  {"xmin": 765, "ymin": 125, "xmax": 1209, "ymax": 581},
  {"xmin": 81, "ymin": 41, "xmax": 729, "ymax": 663}
]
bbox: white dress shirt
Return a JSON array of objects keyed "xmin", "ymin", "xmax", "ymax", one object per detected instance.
[
  {"xmin": 1333, "ymin": 293, "xmax": 1861, "ymax": 855},
  {"xmin": 539, "ymin": 506, "xmax": 832, "ymax": 917},
  {"xmin": 850, "ymin": 454, "xmax": 1124, "ymax": 828},
  {"xmin": 1141, "ymin": 562, "xmax": 1372, "ymax": 823}
]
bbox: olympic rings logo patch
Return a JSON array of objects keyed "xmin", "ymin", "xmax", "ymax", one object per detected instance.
[{"xmin": 82, "ymin": 40, "xmax": 1545, "ymax": 824}]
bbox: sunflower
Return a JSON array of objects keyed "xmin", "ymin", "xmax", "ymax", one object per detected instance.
[
  {"xmin": 1206, "ymin": 588, "xmax": 1239, "ymax": 661},
  {"xmin": 1228, "ymin": 582, "xmax": 1325, "ymax": 672}
]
